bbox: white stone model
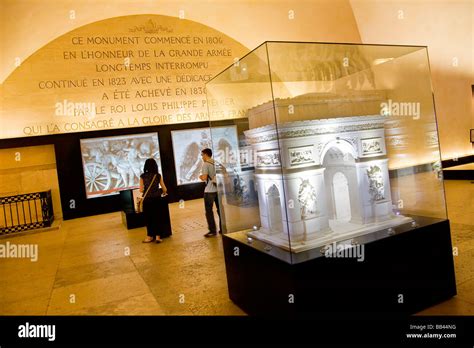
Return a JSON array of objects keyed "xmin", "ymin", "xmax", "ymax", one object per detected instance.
[{"xmin": 244, "ymin": 115, "xmax": 411, "ymax": 252}]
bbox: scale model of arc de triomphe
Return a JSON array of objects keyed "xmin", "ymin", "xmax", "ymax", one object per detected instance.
[{"xmin": 244, "ymin": 115, "xmax": 405, "ymax": 248}]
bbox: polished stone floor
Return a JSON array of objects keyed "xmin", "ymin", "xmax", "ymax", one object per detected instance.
[{"xmin": 0, "ymin": 180, "xmax": 472, "ymax": 316}]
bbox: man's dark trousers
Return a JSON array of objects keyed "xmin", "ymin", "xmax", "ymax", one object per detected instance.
[{"xmin": 204, "ymin": 192, "xmax": 221, "ymax": 233}]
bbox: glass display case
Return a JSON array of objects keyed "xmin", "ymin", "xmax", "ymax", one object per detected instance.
[{"xmin": 206, "ymin": 41, "xmax": 447, "ymax": 265}]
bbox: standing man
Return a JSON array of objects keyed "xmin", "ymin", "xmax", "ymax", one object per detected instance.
[{"xmin": 199, "ymin": 148, "xmax": 222, "ymax": 237}]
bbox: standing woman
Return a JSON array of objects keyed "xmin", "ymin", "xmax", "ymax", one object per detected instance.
[{"xmin": 140, "ymin": 158, "xmax": 168, "ymax": 243}]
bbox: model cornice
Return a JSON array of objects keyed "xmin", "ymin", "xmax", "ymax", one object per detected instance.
[
  {"xmin": 244, "ymin": 115, "xmax": 387, "ymax": 144},
  {"xmin": 247, "ymin": 91, "xmax": 388, "ymax": 113}
]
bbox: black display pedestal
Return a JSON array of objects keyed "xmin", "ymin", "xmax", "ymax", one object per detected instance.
[
  {"xmin": 121, "ymin": 210, "xmax": 145, "ymax": 229},
  {"xmin": 223, "ymin": 218, "xmax": 456, "ymax": 318},
  {"xmin": 119, "ymin": 190, "xmax": 145, "ymax": 230}
]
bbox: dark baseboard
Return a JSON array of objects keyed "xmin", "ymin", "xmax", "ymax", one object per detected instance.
[
  {"xmin": 442, "ymin": 154, "xmax": 474, "ymax": 168},
  {"xmin": 388, "ymin": 155, "xmax": 473, "ymax": 179},
  {"xmin": 389, "ymin": 163, "xmax": 433, "ymax": 178},
  {"xmin": 442, "ymin": 155, "xmax": 474, "ymax": 180}
]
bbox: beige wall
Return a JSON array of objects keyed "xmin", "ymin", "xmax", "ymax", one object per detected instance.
[
  {"xmin": 350, "ymin": 0, "xmax": 474, "ymax": 160},
  {"xmin": 0, "ymin": 0, "xmax": 361, "ymax": 83},
  {"xmin": 0, "ymin": 145, "xmax": 63, "ymax": 219},
  {"xmin": 0, "ymin": 0, "xmax": 360, "ymax": 219},
  {"xmin": 1, "ymin": 0, "xmax": 471, "ymax": 160}
]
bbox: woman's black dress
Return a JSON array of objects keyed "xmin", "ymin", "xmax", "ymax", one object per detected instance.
[{"xmin": 141, "ymin": 172, "xmax": 172, "ymax": 238}]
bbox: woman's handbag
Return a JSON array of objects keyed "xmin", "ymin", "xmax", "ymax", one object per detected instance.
[{"xmin": 136, "ymin": 174, "xmax": 157, "ymax": 213}]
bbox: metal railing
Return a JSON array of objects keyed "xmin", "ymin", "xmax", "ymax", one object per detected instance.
[{"xmin": 0, "ymin": 190, "xmax": 54, "ymax": 235}]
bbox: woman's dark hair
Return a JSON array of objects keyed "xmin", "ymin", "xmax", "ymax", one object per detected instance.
[{"xmin": 143, "ymin": 158, "xmax": 159, "ymax": 174}]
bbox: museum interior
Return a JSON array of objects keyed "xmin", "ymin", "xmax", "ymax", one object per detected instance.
[{"xmin": 0, "ymin": 0, "xmax": 473, "ymax": 317}]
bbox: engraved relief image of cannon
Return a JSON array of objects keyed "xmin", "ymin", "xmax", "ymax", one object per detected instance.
[{"xmin": 80, "ymin": 133, "xmax": 162, "ymax": 199}]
